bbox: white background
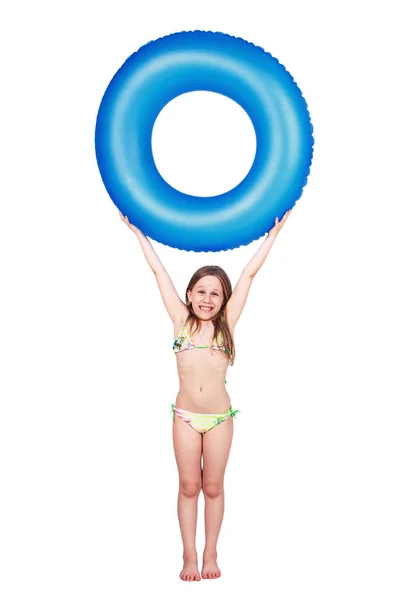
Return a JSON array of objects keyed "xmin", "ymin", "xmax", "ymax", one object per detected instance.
[{"xmin": 1, "ymin": 1, "xmax": 399, "ymax": 598}]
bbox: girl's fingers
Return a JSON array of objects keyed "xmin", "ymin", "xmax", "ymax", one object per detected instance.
[{"xmin": 119, "ymin": 212, "xmax": 131, "ymax": 226}]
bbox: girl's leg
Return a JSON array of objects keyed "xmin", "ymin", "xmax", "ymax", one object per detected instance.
[
  {"xmin": 201, "ymin": 416, "xmax": 234, "ymax": 578},
  {"xmin": 172, "ymin": 415, "xmax": 203, "ymax": 582}
]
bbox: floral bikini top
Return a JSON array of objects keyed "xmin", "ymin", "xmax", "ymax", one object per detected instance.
[{"xmin": 173, "ymin": 322, "xmax": 228, "ymax": 354}]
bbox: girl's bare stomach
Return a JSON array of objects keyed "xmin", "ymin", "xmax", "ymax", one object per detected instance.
[
  {"xmin": 175, "ymin": 381, "xmax": 231, "ymax": 413},
  {"xmin": 175, "ymin": 350, "xmax": 230, "ymax": 412}
]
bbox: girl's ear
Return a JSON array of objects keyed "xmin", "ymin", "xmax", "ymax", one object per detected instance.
[{"xmin": 187, "ymin": 289, "xmax": 192, "ymax": 304}]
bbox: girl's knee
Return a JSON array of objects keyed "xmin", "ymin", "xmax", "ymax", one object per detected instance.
[
  {"xmin": 202, "ymin": 480, "xmax": 223, "ymax": 499},
  {"xmin": 179, "ymin": 479, "xmax": 202, "ymax": 498}
]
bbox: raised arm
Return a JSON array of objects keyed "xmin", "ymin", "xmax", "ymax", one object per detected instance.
[
  {"xmin": 226, "ymin": 210, "xmax": 292, "ymax": 329},
  {"xmin": 119, "ymin": 212, "xmax": 188, "ymax": 324}
]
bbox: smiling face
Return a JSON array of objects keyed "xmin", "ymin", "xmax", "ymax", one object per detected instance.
[{"xmin": 187, "ymin": 275, "xmax": 224, "ymax": 320}]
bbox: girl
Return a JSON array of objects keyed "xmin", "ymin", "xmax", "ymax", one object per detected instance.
[{"xmin": 119, "ymin": 209, "xmax": 291, "ymax": 581}]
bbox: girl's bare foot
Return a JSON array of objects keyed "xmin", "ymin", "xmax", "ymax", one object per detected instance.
[
  {"xmin": 180, "ymin": 553, "xmax": 201, "ymax": 582},
  {"xmin": 201, "ymin": 551, "xmax": 221, "ymax": 579}
]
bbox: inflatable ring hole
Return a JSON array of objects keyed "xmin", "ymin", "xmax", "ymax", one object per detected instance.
[{"xmin": 151, "ymin": 91, "xmax": 257, "ymax": 198}]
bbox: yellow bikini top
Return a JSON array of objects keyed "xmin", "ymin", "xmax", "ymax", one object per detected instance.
[{"xmin": 173, "ymin": 322, "xmax": 227, "ymax": 354}]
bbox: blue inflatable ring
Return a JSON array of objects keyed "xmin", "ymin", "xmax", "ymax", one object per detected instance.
[{"xmin": 95, "ymin": 31, "xmax": 313, "ymax": 251}]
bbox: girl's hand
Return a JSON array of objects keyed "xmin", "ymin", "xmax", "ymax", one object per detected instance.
[
  {"xmin": 268, "ymin": 209, "xmax": 292, "ymax": 239},
  {"xmin": 119, "ymin": 211, "xmax": 141, "ymax": 234}
]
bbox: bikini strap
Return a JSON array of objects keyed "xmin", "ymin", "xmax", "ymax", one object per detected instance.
[{"xmin": 229, "ymin": 407, "xmax": 240, "ymax": 418}]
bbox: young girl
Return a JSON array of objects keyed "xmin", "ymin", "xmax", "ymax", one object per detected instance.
[{"xmin": 119, "ymin": 209, "xmax": 291, "ymax": 582}]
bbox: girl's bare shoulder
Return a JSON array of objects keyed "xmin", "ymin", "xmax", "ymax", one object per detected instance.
[{"xmin": 172, "ymin": 306, "xmax": 190, "ymax": 331}]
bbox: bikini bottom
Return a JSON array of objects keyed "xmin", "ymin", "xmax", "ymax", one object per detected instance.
[{"xmin": 171, "ymin": 403, "xmax": 240, "ymax": 435}]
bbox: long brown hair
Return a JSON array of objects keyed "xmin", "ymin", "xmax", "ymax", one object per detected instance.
[{"xmin": 185, "ymin": 265, "xmax": 236, "ymax": 365}]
